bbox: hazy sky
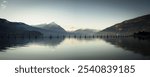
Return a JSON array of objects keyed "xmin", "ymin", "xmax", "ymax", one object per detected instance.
[{"xmin": 0, "ymin": 0, "xmax": 150, "ymax": 31}]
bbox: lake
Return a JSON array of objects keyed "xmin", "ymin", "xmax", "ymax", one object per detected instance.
[{"xmin": 0, "ymin": 37, "xmax": 150, "ymax": 60}]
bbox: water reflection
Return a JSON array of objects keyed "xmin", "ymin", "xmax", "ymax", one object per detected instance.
[
  {"xmin": 102, "ymin": 37, "xmax": 150, "ymax": 57},
  {"xmin": 0, "ymin": 37, "xmax": 150, "ymax": 60},
  {"xmin": 0, "ymin": 38, "xmax": 65, "ymax": 52}
]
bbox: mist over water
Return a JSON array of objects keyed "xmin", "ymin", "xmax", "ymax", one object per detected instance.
[{"xmin": 0, "ymin": 37, "xmax": 149, "ymax": 60}]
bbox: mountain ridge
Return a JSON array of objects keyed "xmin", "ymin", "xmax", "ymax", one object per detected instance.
[
  {"xmin": 1, "ymin": 14, "xmax": 150, "ymax": 37},
  {"xmin": 0, "ymin": 18, "xmax": 67, "ymax": 37},
  {"xmin": 36, "ymin": 22, "xmax": 66, "ymax": 34},
  {"xmin": 98, "ymin": 14, "xmax": 150, "ymax": 36},
  {"xmin": 0, "ymin": 18, "xmax": 43, "ymax": 38}
]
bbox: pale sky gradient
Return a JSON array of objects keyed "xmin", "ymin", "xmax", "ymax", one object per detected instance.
[{"xmin": 0, "ymin": 0, "xmax": 150, "ymax": 31}]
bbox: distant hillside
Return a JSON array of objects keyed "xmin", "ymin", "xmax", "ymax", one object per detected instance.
[
  {"xmin": 36, "ymin": 22, "xmax": 66, "ymax": 34},
  {"xmin": 0, "ymin": 18, "xmax": 68, "ymax": 37},
  {"xmin": 0, "ymin": 18, "xmax": 43, "ymax": 38},
  {"xmin": 98, "ymin": 14, "xmax": 150, "ymax": 36},
  {"xmin": 72, "ymin": 29, "xmax": 98, "ymax": 35}
]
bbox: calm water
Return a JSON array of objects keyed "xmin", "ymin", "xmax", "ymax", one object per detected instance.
[{"xmin": 0, "ymin": 37, "xmax": 150, "ymax": 60}]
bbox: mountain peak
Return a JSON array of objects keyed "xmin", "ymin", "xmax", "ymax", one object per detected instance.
[
  {"xmin": 49, "ymin": 22, "xmax": 58, "ymax": 25},
  {"xmin": 36, "ymin": 22, "xmax": 66, "ymax": 32}
]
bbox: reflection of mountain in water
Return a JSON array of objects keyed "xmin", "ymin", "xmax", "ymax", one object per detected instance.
[
  {"xmin": 75, "ymin": 37, "xmax": 98, "ymax": 41},
  {"xmin": 102, "ymin": 37, "xmax": 150, "ymax": 56},
  {"xmin": 0, "ymin": 38, "xmax": 65, "ymax": 52},
  {"xmin": 33, "ymin": 38, "xmax": 65, "ymax": 46}
]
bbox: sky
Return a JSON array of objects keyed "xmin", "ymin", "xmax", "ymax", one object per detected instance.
[{"xmin": 0, "ymin": 0, "xmax": 150, "ymax": 31}]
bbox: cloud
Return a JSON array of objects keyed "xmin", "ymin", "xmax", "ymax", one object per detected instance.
[
  {"xmin": 1, "ymin": 4, "xmax": 6, "ymax": 9},
  {"xmin": 0, "ymin": 0, "xmax": 7, "ymax": 9},
  {"xmin": 3, "ymin": 0, "xmax": 7, "ymax": 3}
]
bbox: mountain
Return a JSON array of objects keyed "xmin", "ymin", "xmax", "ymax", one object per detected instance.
[
  {"xmin": 0, "ymin": 18, "xmax": 43, "ymax": 38},
  {"xmin": 37, "ymin": 22, "xmax": 66, "ymax": 34},
  {"xmin": 98, "ymin": 14, "xmax": 150, "ymax": 36},
  {"xmin": 0, "ymin": 18, "xmax": 68, "ymax": 37},
  {"xmin": 72, "ymin": 29, "xmax": 98, "ymax": 35}
]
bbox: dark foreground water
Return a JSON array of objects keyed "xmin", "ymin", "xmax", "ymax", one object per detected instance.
[{"xmin": 0, "ymin": 37, "xmax": 150, "ymax": 60}]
